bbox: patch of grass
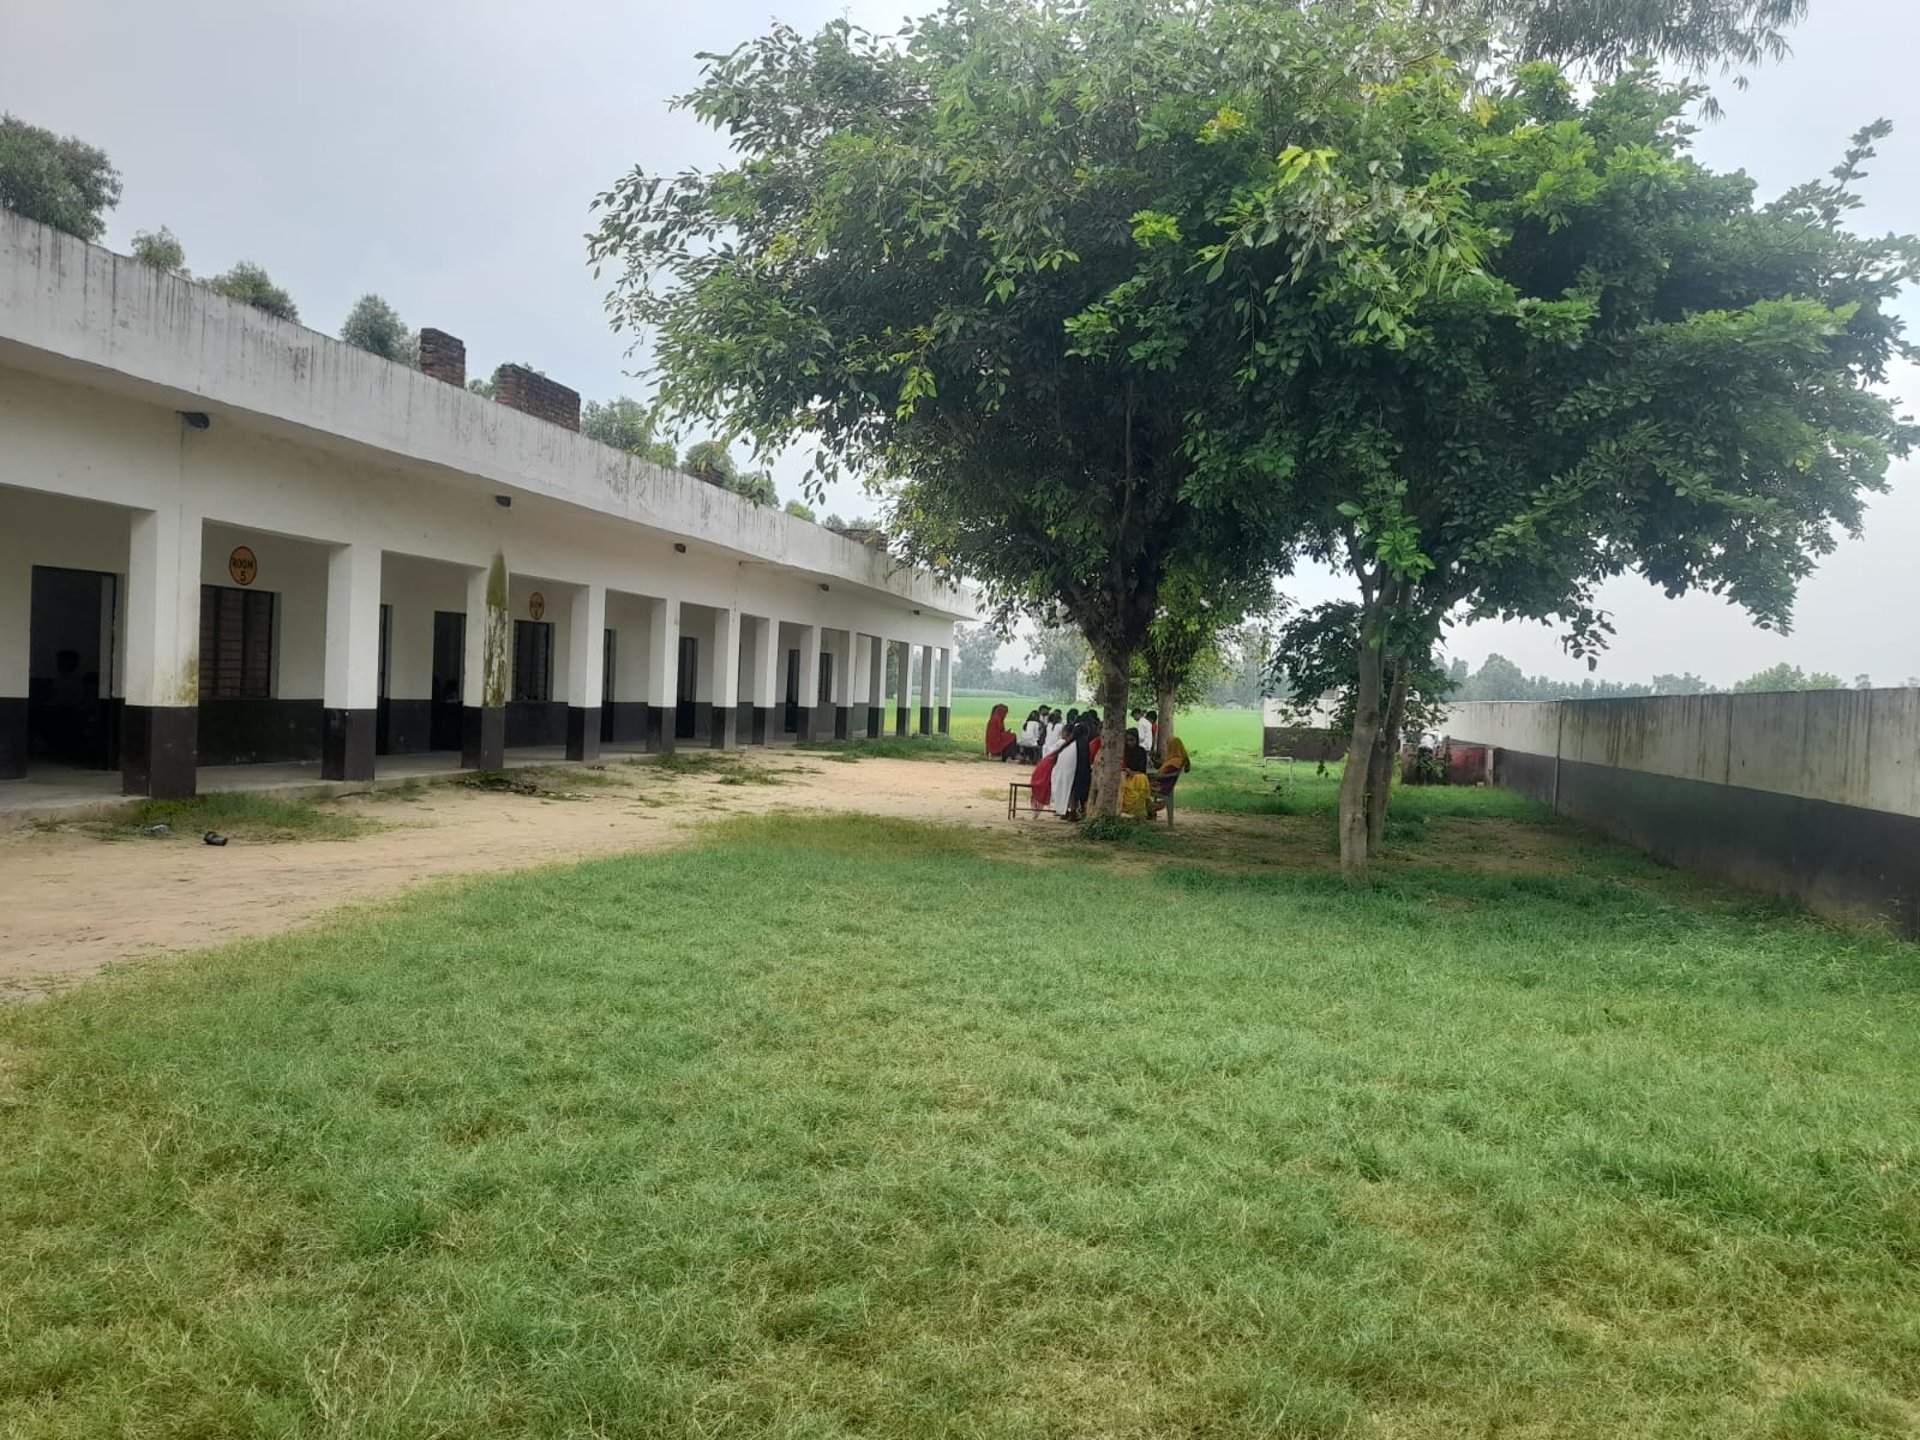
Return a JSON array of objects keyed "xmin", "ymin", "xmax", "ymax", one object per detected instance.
[
  {"xmin": 797, "ymin": 734, "xmax": 971, "ymax": 761},
  {"xmin": 100, "ymin": 791, "xmax": 374, "ymax": 843},
  {"xmin": 3, "ymin": 812, "xmax": 1917, "ymax": 1437},
  {"xmin": 511, "ymin": 764, "xmax": 629, "ymax": 789}
]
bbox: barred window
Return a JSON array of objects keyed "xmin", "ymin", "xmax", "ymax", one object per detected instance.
[
  {"xmin": 513, "ymin": 620, "xmax": 553, "ymax": 702},
  {"xmin": 199, "ymin": 586, "xmax": 274, "ymax": 699}
]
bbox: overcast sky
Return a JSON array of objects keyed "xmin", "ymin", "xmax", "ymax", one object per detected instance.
[{"xmin": 5, "ymin": 0, "xmax": 1914, "ymax": 687}]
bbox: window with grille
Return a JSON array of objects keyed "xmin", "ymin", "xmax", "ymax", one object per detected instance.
[
  {"xmin": 513, "ymin": 620, "xmax": 553, "ymax": 702},
  {"xmin": 199, "ymin": 586, "xmax": 275, "ymax": 699}
]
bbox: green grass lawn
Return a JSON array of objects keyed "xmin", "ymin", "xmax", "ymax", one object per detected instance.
[{"xmin": 4, "ymin": 804, "xmax": 1917, "ymax": 1436}]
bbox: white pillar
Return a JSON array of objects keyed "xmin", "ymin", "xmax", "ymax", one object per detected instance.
[
  {"xmin": 865, "ymin": 634, "xmax": 885, "ymax": 738},
  {"xmin": 938, "ymin": 642, "xmax": 955, "ymax": 734},
  {"xmin": 711, "ymin": 606, "xmax": 741, "ymax": 747},
  {"xmin": 0, "ymin": 523, "xmax": 29, "ymax": 779},
  {"xmin": 918, "ymin": 643, "xmax": 936, "ymax": 735},
  {"xmin": 646, "ymin": 596, "xmax": 681, "ymax": 751},
  {"xmin": 894, "ymin": 640, "xmax": 913, "ymax": 736},
  {"xmin": 796, "ymin": 622, "xmax": 822, "ymax": 740},
  {"xmin": 461, "ymin": 554, "xmax": 509, "ymax": 769},
  {"xmin": 123, "ymin": 502, "xmax": 202, "ymax": 797},
  {"xmin": 750, "ymin": 615, "xmax": 780, "ymax": 744},
  {"xmin": 322, "ymin": 540, "xmax": 383, "ymax": 780},
  {"xmin": 566, "ymin": 581, "xmax": 606, "ymax": 760}
]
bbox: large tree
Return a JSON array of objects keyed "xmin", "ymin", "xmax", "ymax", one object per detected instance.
[
  {"xmin": 1232, "ymin": 67, "xmax": 1913, "ymax": 875},
  {"xmin": 0, "ymin": 114, "xmax": 120, "ymax": 241},
  {"xmin": 589, "ymin": 0, "xmax": 1466, "ymax": 814}
]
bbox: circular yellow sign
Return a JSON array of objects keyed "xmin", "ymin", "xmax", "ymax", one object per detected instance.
[
  {"xmin": 529, "ymin": 591, "xmax": 546, "ymax": 621},
  {"xmin": 228, "ymin": 546, "xmax": 258, "ymax": 586}
]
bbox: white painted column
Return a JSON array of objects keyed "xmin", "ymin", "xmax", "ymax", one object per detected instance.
[
  {"xmin": 123, "ymin": 502, "xmax": 203, "ymax": 797},
  {"xmin": 0, "ymin": 524, "xmax": 29, "ymax": 779},
  {"xmin": 461, "ymin": 555, "xmax": 509, "ymax": 770},
  {"xmin": 796, "ymin": 622, "xmax": 823, "ymax": 740},
  {"xmin": 711, "ymin": 606, "xmax": 741, "ymax": 747},
  {"xmin": 322, "ymin": 540, "xmax": 383, "ymax": 780},
  {"xmin": 646, "ymin": 595, "xmax": 681, "ymax": 752},
  {"xmin": 865, "ymin": 634, "xmax": 885, "ymax": 739},
  {"xmin": 566, "ymin": 581, "xmax": 606, "ymax": 761},
  {"xmin": 751, "ymin": 614, "xmax": 780, "ymax": 745},
  {"xmin": 937, "ymin": 642, "xmax": 955, "ymax": 734},
  {"xmin": 918, "ymin": 642, "xmax": 936, "ymax": 735},
  {"xmin": 895, "ymin": 640, "xmax": 913, "ymax": 737}
]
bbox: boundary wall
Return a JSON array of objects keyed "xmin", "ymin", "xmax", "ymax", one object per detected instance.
[{"xmin": 1444, "ymin": 693, "xmax": 1920, "ymax": 937}]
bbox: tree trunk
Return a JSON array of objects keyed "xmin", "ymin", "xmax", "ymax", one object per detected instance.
[
  {"xmin": 1338, "ymin": 611, "xmax": 1387, "ymax": 880},
  {"xmin": 1089, "ymin": 648, "xmax": 1131, "ymax": 818},
  {"xmin": 1367, "ymin": 665, "xmax": 1410, "ymax": 853},
  {"xmin": 1155, "ymin": 686, "xmax": 1176, "ymax": 755}
]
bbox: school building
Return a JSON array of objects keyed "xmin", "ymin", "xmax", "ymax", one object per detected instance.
[{"xmin": 0, "ymin": 211, "xmax": 968, "ymax": 800}]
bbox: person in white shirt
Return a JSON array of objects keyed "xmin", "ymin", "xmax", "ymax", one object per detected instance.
[
  {"xmin": 1018, "ymin": 710, "xmax": 1044, "ymax": 762},
  {"xmin": 1144, "ymin": 709, "xmax": 1160, "ymax": 756}
]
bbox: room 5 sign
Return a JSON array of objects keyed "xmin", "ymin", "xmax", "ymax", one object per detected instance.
[{"xmin": 228, "ymin": 546, "xmax": 259, "ymax": 586}]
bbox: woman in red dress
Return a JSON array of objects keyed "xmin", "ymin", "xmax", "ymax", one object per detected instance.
[{"xmin": 985, "ymin": 703, "xmax": 1018, "ymax": 760}]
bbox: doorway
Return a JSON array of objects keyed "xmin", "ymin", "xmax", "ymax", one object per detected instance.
[
  {"xmin": 783, "ymin": 648, "xmax": 801, "ymax": 734},
  {"xmin": 28, "ymin": 566, "xmax": 117, "ymax": 769},
  {"xmin": 429, "ymin": 610, "xmax": 464, "ymax": 750},
  {"xmin": 675, "ymin": 634, "xmax": 699, "ymax": 740}
]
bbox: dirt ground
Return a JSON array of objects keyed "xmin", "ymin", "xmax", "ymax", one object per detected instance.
[{"xmin": 0, "ymin": 752, "xmax": 1055, "ymax": 1001}]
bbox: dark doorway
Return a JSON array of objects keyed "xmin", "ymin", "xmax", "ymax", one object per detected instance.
[
  {"xmin": 818, "ymin": 651, "xmax": 834, "ymax": 707},
  {"xmin": 783, "ymin": 648, "xmax": 801, "ymax": 734},
  {"xmin": 374, "ymin": 602, "xmax": 393, "ymax": 754},
  {"xmin": 675, "ymin": 634, "xmax": 699, "ymax": 739},
  {"xmin": 429, "ymin": 610, "xmax": 464, "ymax": 751},
  {"xmin": 28, "ymin": 566, "xmax": 117, "ymax": 769},
  {"xmin": 600, "ymin": 628, "xmax": 616, "ymax": 743}
]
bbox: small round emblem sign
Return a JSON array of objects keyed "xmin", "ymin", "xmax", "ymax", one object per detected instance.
[
  {"xmin": 528, "ymin": 591, "xmax": 546, "ymax": 621},
  {"xmin": 228, "ymin": 546, "xmax": 258, "ymax": 586}
]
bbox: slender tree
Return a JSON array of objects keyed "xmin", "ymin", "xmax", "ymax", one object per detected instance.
[{"xmin": 129, "ymin": 227, "xmax": 187, "ymax": 275}]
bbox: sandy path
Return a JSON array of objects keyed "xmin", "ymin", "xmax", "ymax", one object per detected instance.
[{"xmin": 0, "ymin": 754, "xmax": 1024, "ymax": 1000}]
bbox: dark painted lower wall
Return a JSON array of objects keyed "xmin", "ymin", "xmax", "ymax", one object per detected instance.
[
  {"xmin": 380, "ymin": 699, "xmax": 436, "ymax": 756},
  {"xmin": 604, "ymin": 701, "xmax": 649, "ymax": 746},
  {"xmin": 506, "ymin": 701, "xmax": 568, "ymax": 749},
  {"xmin": 1491, "ymin": 747, "xmax": 1920, "ymax": 939},
  {"xmin": 199, "ymin": 698, "xmax": 323, "ymax": 766}
]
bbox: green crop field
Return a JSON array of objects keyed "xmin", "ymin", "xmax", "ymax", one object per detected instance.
[{"xmin": 3, "ymin": 754, "xmax": 1917, "ymax": 1437}]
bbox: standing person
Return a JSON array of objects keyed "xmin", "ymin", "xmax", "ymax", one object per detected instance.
[
  {"xmin": 1143, "ymin": 710, "xmax": 1159, "ymax": 755},
  {"xmin": 1046, "ymin": 709, "xmax": 1069, "ymax": 755},
  {"xmin": 1067, "ymin": 719, "xmax": 1095, "ymax": 820},
  {"xmin": 1130, "ymin": 708, "xmax": 1147, "ymax": 750},
  {"xmin": 1051, "ymin": 724, "xmax": 1080, "ymax": 818}
]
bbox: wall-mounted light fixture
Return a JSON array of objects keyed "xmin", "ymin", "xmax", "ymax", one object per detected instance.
[
  {"xmin": 494, "ymin": 494, "xmax": 512, "ymax": 508},
  {"xmin": 179, "ymin": 411, "xmax": 211, "ymax": 430},
  {"xmin": 912, "ymin": 608, "xmax": 922, "ymax": 616},
  {"xmin": 674, "ymin": 542, "xmax": 688, "ymax": 554},
  {"xmin": 819, "ymin": 583, "xmax": 830, "ymax": 592}
]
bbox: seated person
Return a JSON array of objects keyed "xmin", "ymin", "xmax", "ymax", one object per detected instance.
[
  {"xmin": 985, "ymin": 703, "xmax": 1018, "ymax": 761},
  {"xmin": 1120, "ymin": 734, "xmax": 1154, "ymax": 819},
  {"xmin": 1017, "ymin": 710, "xmax": 1044, "ymax": 762}
]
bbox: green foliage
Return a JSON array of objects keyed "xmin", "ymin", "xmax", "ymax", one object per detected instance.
[
  {"xmin": 1732, "ymin": 663, "xmax": 1846, "ymax": 694},
  {"xmin": 1271, "ymin": 601, "xmax": 1456, "ymax": 739},
  {"xmin": 338, "ymin": 293, "xmax": 413, "ymax": 363},
  {"xmin": 952, "ymin": 625, "xmax": 1003, "ymax": 689},
  {"xmin": 128, "ymin": 227, "xmax": 187, "ymax": 275},
  {"xmin": 206, "ymin": 261, "xmax": 299, "ymax": 322},
  {"xmin": 1029, "ymin": 625, "xmax": 1089, "ymax": 700},
  {"xmin": 783, "ymin": 499, "xmax": 816, "ymax": 522},
  {"xmin": 583, "ymin": 397, "xmax": 678, "ymax": 466},
  {"xmin": 1450, "ymin": 0, "xmax": 1808, "ymax": 78},
  {"xmin": 681, "ymin": 437, "xmax": 777, "ymax": 503},
  {"xmin": 1449, "ymin": 654, "xmax": 1718, "ymax": 700},
  {"xmin": 0, "ymin": 113, "xmax": 120, "ymax": 241}
]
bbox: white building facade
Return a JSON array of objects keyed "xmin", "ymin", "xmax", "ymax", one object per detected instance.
[{"xmin": 0, "ymin": 213, "xmax": 967, "ymax": 798}]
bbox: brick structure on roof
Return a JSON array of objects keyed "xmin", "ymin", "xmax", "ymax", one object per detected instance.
[
  {"xmin": 495, "ymin": 365, "xmax": 580, "ymax": 432},
  {"xmin": 417, "ymin": 328, "xmax": 466, "ymax": 388}
]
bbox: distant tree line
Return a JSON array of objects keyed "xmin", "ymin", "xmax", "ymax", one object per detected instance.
[{"xmin": 1447, "ymin": 654, "xmax": 1913, "ymax": 700}]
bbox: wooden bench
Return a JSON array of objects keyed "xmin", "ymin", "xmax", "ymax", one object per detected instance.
[{"xmin": 1007, "ymin": 781, "xmax": 1032, "ymax": 818}]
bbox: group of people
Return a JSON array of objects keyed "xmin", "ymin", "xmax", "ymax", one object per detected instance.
[{"xmin": 984, "ymin": 702, "xmax": 1192, "ymax": 822}]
